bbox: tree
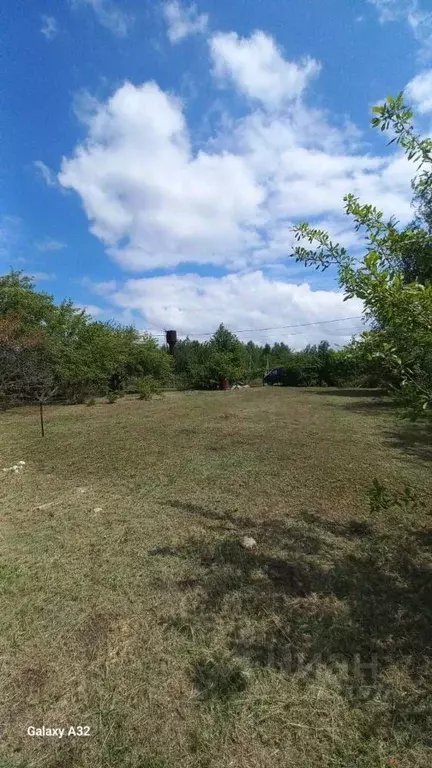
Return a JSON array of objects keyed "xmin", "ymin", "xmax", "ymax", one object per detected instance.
[
  {"xmin": 0, "ymin": 271, "xmax": 55, "ymax": 327},
  {"xmin": 208, "ymin": 325, "xmax": 248, "ymax": 386},
  {"xmin": 291, "ymin": 93, "xmax": 432, "ymax": 419},
  {"xmin": 0, "ymin": 318, "xmax": 56, "ymax": 434}
]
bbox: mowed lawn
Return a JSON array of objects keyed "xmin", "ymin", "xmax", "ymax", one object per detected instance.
[{"xmin": 0, "ymin": 388, "xmax": 431, "ymax": 768}]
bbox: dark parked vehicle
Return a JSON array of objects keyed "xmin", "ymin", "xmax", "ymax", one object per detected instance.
[{"xmin": 263, "ymin": 367, "xmax": 287, "ymax": 385}]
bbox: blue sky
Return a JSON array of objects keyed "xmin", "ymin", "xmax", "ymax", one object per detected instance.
[{"xmin": 1, "ymin": 0, "xmax": 432, "ymax": 347}]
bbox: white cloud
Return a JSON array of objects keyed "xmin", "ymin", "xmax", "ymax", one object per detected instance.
[
  {"xmin": 406, "ymin": 69, "xmax": 432, "ymax": 112},
  {"xmin": 59, "ymin": 81, "xmax": 265, "ymax": 271},
  {"xmin": 163, "ymin": 1, "xmax": 208, "ymax": 43},
  {"xmin": 77, "ymin": 303, "xmax": 104, "ymax": 317},
  {"xmin": 369, "ymin": 1, "xmax": 432, "ymax": 58},
  {"xmin": 0, "ymin": 215, "xmax": 22, "ymax": 259},
  {"xmin": 31, "ymin": 272, "xmax": 56, "ymax": 282},
  {"xmin": 368, "ymin": 0, "xmax": 407, "ymax": 23},
  {"xmin": 93, "ymin": 271, "xmax": 365, "ymax": 348},
  {"xmin": 33, "ymin": 160, "xmax": 58, "ymax": 187},
  {"xmin": 72, "ymin": 0, "xmax": 132, "ymax": 37},
  {"xmin": 41, "ymin": 15, "xmax": 58, "ymax": 40},
  {"xmin": 58, "ymin": 69, "xmax": 414, "ymax": 274},
  {"xmin": 35, "ymin": 238, "xmax": 67, "ymax": 252},
  {"xmin": 210, "ymin": 31, "xmax": 321, "ymax": 110},
  {"xmin": 408, "ymin": 7, "xmax": 432, "ymax": 55}
]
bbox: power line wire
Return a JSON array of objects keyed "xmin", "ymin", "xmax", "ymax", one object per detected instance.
[
  {"xmin": 148, "ymin": 315, "xmax": 364, "ymax": 338},
  {"xmin": 239, "ymin": 327, "xmax": 362, "ymax": 340}
]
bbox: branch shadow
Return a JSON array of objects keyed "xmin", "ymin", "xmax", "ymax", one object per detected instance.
[
  {"xmin": 162, "ymin": 499, "xmax": 432, "ymax": 748},
  {"xmin": 384, "ymin": 424, "xmax": 432, "ymax": 463},
  {"xmin": 313, "ymin": 388, "xmax": 388, "ymax": 398},
  {"xmin": 313, "ymin": 391, "xmax": 432, "ymax": 463}
]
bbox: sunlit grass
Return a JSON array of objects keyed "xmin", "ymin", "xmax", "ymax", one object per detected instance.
[{"xmin": 0, "ymin": 388, "xmax": 431, "ymax": 767}]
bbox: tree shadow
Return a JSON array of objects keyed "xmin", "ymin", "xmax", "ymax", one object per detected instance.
[
  {"xmin": 301, "ymin": 511, "xmax": 374, "ymax": 539},
  {"xmin": 311, "ymin": 389, "xmax": 396, "ymax": 417},
  {"xmin": 341, "ymin": 399, "xmax": 396, "ymax": 415},
  {"xmin": 384, "ymin": 424, "xmax": 432, "ymax": 463},
  {"xmin": 167, "ymin": 500, "xmax": 328, "ymax": 554},
  {"xmin": 315, "ymin": 392, "xmax": 431, "ymax": 462},
  {"xmin": 163, "ymin": 501, "xmax": 432, "ymax": 749},
  {"xmin": 314, "ymin": 388, "xmax": 388, "ymax": 398}
]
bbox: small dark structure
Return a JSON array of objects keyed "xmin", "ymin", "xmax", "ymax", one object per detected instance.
[
  {"xmin": 166, "ymin": 329, "xmax": 177, "ymax": 355},
  {"xmin": 263, "ymin": 367, "xmax": 287, "ymax": 386}
]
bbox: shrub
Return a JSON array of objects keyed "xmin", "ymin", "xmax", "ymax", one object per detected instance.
[
  {"xmin": 137, "ymin": 376, "xmax": 161, "ymax": 400},
  {"xmin": 86, "ymin": 398, "xmax": 96, "ymax": 407},
  {"xmin": 175, "ymin": 374, "xmax": 191, "ymax": 391},
  {"xmin": 107, "ymin": 391, "xmax": 119, "ymax": 404}
]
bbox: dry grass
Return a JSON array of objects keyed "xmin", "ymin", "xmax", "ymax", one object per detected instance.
[{"xmin": 0, "ymin": 388, "xmax": 431, "ymax": 768}]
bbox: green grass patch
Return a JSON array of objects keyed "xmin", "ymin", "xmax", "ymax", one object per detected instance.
[{"xmin": 0, "ymin": 388, "xmax": 431, "ymax": 767}]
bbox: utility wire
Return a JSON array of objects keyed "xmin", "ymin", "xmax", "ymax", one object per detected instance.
[
  {"xmin": 148, "ymin": 315, "xmax": 364, "ymax": 338},
  {"xmin": 237, "ymin": 327, "xmax": 362, "ymax": 340}
]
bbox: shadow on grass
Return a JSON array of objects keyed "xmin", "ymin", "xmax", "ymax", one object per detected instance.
[
  {"xmin": 384, "ymin": 424, "xmax": 432, "ymax": 463},
  {"xmin": 163, "ymin": 499, "xmax": 432, "ymax": 746},
  {"xmin": 313, "ymin": 388, "xmax": 388, "ymax": 398},
  {"xmin": 191, "ymin": 653, "xmax": 249, "ymax": 700},
  {"xmin": 315, "ymin": 388, "xmax": 432, "ymax": 462},
  {"xmin": 312, "ymin": 389, "xmax": 396, "ymax": 417}
]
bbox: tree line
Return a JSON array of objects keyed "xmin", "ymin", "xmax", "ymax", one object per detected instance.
[
  {"xmin": 0, "ymin": 94, "xmax": 431, "ymax": 423},
  {"xmin": 0, "ymin": 272, "xmax": 367, "ymax": 406}
]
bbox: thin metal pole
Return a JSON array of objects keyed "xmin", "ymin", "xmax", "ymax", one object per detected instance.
[{"xmin": 39, "ymin": 402, "xmax": 45, "ymax": 437}]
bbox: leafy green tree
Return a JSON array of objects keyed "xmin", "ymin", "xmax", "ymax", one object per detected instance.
[
  {"xmin": 291, "ymin": 93, "xmax": 432, "ymax": 418},
  {"xmin": 0, "ymin": 271, "xmax": 54, "ymax": 325},
  {"xmin": 0, "ymin": 272, "xmax": 174, "ymax": 402}
]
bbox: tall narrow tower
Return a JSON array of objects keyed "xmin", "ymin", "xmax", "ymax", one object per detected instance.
[{"xmin": 165, "ymin": 329, "xmax": 177, "ymax": 355}]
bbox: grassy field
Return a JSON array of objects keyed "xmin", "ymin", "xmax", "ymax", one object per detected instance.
[{"xmin": 0, "ymin": 388, "xmax": 431, "ymax": 768}]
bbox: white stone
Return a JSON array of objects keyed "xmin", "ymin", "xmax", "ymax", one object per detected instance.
[{"xmin": 240, "ymin": 536, "xmax": 257, "ymax": 550}]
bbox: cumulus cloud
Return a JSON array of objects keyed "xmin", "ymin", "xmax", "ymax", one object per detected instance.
[
  {"xmin": 59, "ymin": 81, "xmax": 265, "ymax": 270},
  {"xmin": 41, "ymin": 15, "xmax": 58, "ymax": 40},
  {"xmin": 58, "ymin": 69, "xmax": 414, "ymax": 273},
  {"xmin": 406, "ymin": 69, "xmax": 432, "ymax": 113},
  {"xmin": 210, "ymin": 31, "xmax": 321, "ymax": 109},
  {"xmin": 72, "ymin": 0, "xmax": 132, "ymax": 37},
  {"xmin": 163, "ymin": 1, "xmax": 208, "ymax": 43},
  {"xmin": 91, "ymin": 271, "xmax": 365, "ymax": 348}
]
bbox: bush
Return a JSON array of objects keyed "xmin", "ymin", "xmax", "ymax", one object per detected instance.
[
  {"xmin": 175, "ymin": 373, "xmax": 191, "ymax": 391},
  {"xmin": 107, "ymin": 391, "xmax": 119, "ymax": 404},
  {"xmin": 137, "ymin": 376, "xmax": 161, "ymax": 400},
  {"xmin": 86, "ymin": 398, "xmax": 96, "ymax": 406}
]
